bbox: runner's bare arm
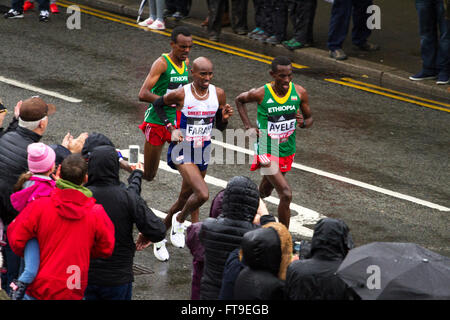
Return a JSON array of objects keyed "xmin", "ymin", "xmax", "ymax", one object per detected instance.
[
  {"xmin": 295, "ymin": 84, "xmax": 313, "ymax": 128},
  {"xmin": 216, "ymin": 87, "xmax": 233, "ymax": 131},
  {"xmin": 152, "ymin": 87, "xmax": 185, "ymax": 128},
  {"xmin": 235, "ymin": 86, "xmax": 264, "ymax": 132},
  {"xmin": 138, "ymin": 57, "xmax": 167, "ymax": 103}
]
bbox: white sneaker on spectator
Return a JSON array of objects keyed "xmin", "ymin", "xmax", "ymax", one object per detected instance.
[
  {"xmin": 170, "ymin": 211, "xmax": 185, "ymax": 248},
  {"xmin": 148, "ymin": 19, "xmax": 165, "ymax": 30},
  {"xmin": 138, "ymin": 17, "xmax": 154, "ymax": 26},
  {"xmin": 153, "ymin": 239, "xmax": 169, "ymax": 262}
]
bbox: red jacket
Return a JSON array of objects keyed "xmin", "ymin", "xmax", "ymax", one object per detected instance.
[{"xmin": 8, "ymin": 187, "xmax": 115, "ymax": 300}]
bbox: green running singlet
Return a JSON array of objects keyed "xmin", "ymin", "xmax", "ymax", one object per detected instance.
[
  {"xmin": 256, "ymin": 82, "xmax": 301, "ymax": 157},
  {"xmin": 144, "ymin": 54, "xmax": 189, "ymax": 125}
]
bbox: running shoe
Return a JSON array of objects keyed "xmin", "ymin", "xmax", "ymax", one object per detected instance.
[
  {"xmin": 50, "ymin": 3, "xmax": 59, "ymax": 13},
  {"xmin": 148, "ymin": 19, "xmax": 165, "ymax": 30},
  {"xmin": 409, "ymin": 71, "xmax": 437, "ymax": 81},
  {"xmin": 170, "ymin": 211, "xmax": 186, "ymax": 248},
  {"xmin": 329, "ymin": 49, "xmax": 347, "ymax": 61},
  {"xmin": 153, "ymin": 239, "xmax": 169, "ymax": 262},
  {"xmin": 172, "ymin": 11, "xmax": 187, "ymax": 21},
  {"xmin": 354, "ymin": 41, "xmax": 380, "ymax": 51},
  {"xmin": 282, "ymin": 38, "xmax": 311, "ymax": 50},
  {"xmin": 138, "ymin": 17, "xmax": 154, "ymax": 26},
  {"xmin": 23, "ymin": 1, "xmax": 34, "ymax": 12},
  {"xmin": 265, "ymin": 35, "xmax": 280, "ymax": 45},
  {"xmin": 39, "ymin": 10, "xmax": 49, "ymax": 22},
  {"xmin": 4, "ymin": 9, "xmax": 24, "ymax": 19},
  {"xmin": 436, "ymin": 73, "xmax": 449, "ymax": 85}
]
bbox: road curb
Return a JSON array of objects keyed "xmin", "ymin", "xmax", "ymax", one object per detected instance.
[{"xmin": 70, "ymin": 0, "xmax": 449, "ymax": 101}]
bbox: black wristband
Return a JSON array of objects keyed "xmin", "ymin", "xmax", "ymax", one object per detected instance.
[
  {"xmin": 153, "ymin": 96, "xmax": 169, "ymax": 126},
  {"xmin": 300, "ymin": 120, "xmax": 306, "ymax": 128}
]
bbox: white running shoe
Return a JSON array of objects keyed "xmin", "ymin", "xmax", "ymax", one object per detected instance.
[
  {"xmin": 148, "ymin": 19, "xmax": 165, "ymax": 30},
  {"xmin": 138, "ymin": 17, "xmax": 154, "ymax": 26},
  {"xmin": 170, "ymin": 211, "xmax": 186, "ymax": 248},
  {"xmin": 153, "ymin": 239, "xmax": 169, "ymax": 262}
]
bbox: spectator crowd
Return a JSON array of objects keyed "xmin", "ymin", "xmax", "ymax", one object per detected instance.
[
  {"xmin": 0, "ymin": 0, "xmax": 448, "ymax": 302},
  {"xmin": 0, "ymin": 96, "xmax": 360, "ymax": 301}
]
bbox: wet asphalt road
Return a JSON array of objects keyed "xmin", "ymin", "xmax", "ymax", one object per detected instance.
[{"xmin": 0, "ymin": 3, "xmax": 449, "ymax": 300}]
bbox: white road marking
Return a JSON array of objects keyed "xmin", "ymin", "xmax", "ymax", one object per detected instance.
[
  {"xmin": 0, "ymin": 76, "xmax": 82, "ymax": 103},
  {"xmin": 210, "ymin": 139, "xmax": 450, "ymax": 212},
  {"xmin": 121, "ymin": 149, "xmax": 319, "ymax": 237}
]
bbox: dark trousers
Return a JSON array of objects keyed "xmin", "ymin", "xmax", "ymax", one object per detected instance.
[
  {"xmin": 165, "ymin": 0, "xmax": 191, "ymax": 15},
  {"xmin": 12, "ymin": 0, "xmax": 49, "ymax": 11},
  {"xmin": 262, "ymin": 0, "xmax": 288, "ymax": 41},
  {"xmin": 207, "ymin": 0, "xmax": 227, "ymax": 37},
  {"xmin": 327, "ymin": 0, "xmax": 372, "ymax": 50},
  {"xmin": 415, "ymin": 0, "xmax": 449, "ymax": 75},
  {"xmin": 0, "ymin": 235, "xmax": 21, "ymax": 295},
  {"xmin": 253, "ymin": 0, "xmax": 264, "ymax": 29},
  {"xmin": 84, "ymin": 282, "xmax": 133, "ymax": 300},
  {"xmin": 288, "ymin": 0, "xmax": 317, "ymax": 44},
  {"xmin": 231, "ymin": 0, "xmax": 249, "ymax": 33}
]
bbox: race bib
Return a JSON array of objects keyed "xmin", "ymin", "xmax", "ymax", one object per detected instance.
[
  {"xmin": 267, "ymin": 113, "xmax": 296, "ymax": 142},
  {"xmin": 186, "ymin": 117, "xmax": 214, "ymax": 147}
]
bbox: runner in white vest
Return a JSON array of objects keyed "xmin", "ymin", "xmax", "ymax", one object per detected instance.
[{"xmin": 151, "ymin": 56, "xmax": 233, "ymax": 251}]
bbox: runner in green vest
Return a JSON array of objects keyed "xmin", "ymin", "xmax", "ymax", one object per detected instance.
[
  {"xmin": 138, "ymin": 26, "xmax": 192, "ymax": 262},
  {"xmin": 138, "ymin": 26, "xmax": 193, "ymax": 182},
  {"xmin": 235, "ymin": 56, "xmax": 313, "ymax": 228}
]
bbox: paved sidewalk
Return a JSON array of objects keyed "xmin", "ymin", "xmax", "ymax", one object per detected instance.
[{"xmin": 64, "ymin": 0, "xmax": 449, "ymax": 101}]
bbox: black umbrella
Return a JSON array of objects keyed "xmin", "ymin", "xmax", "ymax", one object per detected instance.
[
  {"xmin": 137, "ymin": 0, "xmax": 148, "ymax": 23},
  {"xmin": 336, "ymin": 242, "xmax": 450, "ymax": 300}
]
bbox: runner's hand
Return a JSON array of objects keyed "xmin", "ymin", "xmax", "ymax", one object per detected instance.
[
  {"xmin": 246, "ymin": 127, "xmax": 260, "ymax": 138},
  {"xmin": 296, "ymin": 111, "xmax": 305, "ymax": 127},
  {"xmin": 170, "ymin": 128, "xmax": 184, "ymax": 143},
  {"xmin": 222, "ymin": 104, "xmax": 234, "ymax": 120}
]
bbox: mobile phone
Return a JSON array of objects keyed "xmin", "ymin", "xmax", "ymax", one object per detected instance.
[{"xmin": 128, "ymin": 145, "xmax": 140, "ymax": 165}]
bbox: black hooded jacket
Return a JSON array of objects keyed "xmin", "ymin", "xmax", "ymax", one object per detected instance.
[
  {"xmin": 0, "ymin": 122, "xmax": 41, "ymax": 224},
  {"xmin": 199, "ymin": 176, "xmax": 275, "ymax": 300},
  {"xmin": 86, "ymin": 145, "xmax": 166, "ymax": 286},
  {"xmin": 234, "ymin": 227, "xmax": 285, "ymax": 300},
  {"xmin": 285, "ymin": 218, "xmax": 358, "ymax": 300}
]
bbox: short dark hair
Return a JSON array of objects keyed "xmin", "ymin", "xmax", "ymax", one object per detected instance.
[
  {"xmin": 171, "ymin": 26, "xmax": 191, "ymax": 43},
  {"xmin": 271, "ymin": 56, "xmax": 292, "ymax": 72},
  {"xmin": 60, "ymin": 153, "xmax": 88, "ymax": 185}
]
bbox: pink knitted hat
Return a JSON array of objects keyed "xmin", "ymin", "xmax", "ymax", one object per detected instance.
[{"xmin": 27, "ymin": 143, "xmax": 56, "ymax": 173}]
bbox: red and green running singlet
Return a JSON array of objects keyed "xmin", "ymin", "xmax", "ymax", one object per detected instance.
[
  {"xmin": 255, "ymin": 82, "xmax": 301, "ymax": 157},
  {"xmin": 144, "ymin": 54, "xmax": 189, "ymax": 125}
]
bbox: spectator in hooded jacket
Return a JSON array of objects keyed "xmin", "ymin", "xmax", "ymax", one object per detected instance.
[
  {"xmin": 7, "ymin": 153, "xmax": 115, "ymax": 300},
  {"xmin": 199, "ymin": 175, "xmax": 275, "ymax": 300},
  {"xmin": 233, "ymin": 222, "xmax": 293, "ymax": 300},
  {"xmin": 285, "ymin": 218, "xmax": 359, "ymax": 300},
  {"xmin": 218, "ymin": 197, "xmax": 270, "ymax": 300},
  {"xmin": 84, "ymin": 145, "xmax": 166, "ymax": 300}
]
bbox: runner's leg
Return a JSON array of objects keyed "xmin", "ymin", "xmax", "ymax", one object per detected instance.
[
  {"xmin": 143, "ymin": 141, "xmax": 164, "ymax": 181},
  {"xmin": 261, "ymin": 169, "xmax": 292, "ymax": 228},
  {"xmin": 175, "ymin": 163, "xmax": 209, "ymax": 223},
  {"xmin": 163, "ymin": 177, "xmax": 200, "ymax": 229}
]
